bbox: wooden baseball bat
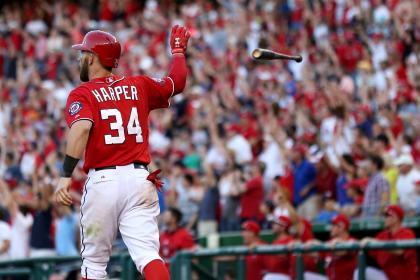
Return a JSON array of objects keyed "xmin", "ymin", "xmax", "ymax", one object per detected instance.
[{"xmin": 252, "ymin": 48, "xmax": 303, "ymax": 63}]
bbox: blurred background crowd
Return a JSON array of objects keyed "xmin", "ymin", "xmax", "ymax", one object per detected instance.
[{"xmin": 0, "ymin": 0, "xmax": 419, "ymax": 263}]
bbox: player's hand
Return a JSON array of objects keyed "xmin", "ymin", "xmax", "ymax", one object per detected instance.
[
  {"xmin": 170, "ymin": 25, "xmax": 191, "ymax": 55},
  {"xmin": 54, "ymin": 177, "xmax": 73, "ymax": 206},
  {"xmin": 287, "ymin": 241, "xmax": 301, "ymax": 250},
  {"xmin": 359, "ymin": 237, "xmax": 375, "ymax": 248},
  {"xmin": 304, "ymin": 239, "xmax": 321, "ymax": 248}
]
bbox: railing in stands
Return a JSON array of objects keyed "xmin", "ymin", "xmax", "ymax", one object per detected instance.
[
  {"xmin": 0, "ymin": 252, "xmax": 136, "ymax": 280},
  {"xmin": 170, "ymin": 239, "xmax": 420, "ymax": 280},
  {"xmin": 2, "ymin": 239, "xmax": 420, "ymax": 280}
]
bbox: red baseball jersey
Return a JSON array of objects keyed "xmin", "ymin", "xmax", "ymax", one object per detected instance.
[
  {"xmin": 65, "ymin": 75, "xmax": 175, "ymax": 172},
  {"xmin": 370, "ymin": 227, "xmax": 419, "ymax": 280},
  {"xmin": 159, "ymin": 227, "xmax": 195, "ymax": 263},
  {"xmin": 265, "ymin": 235, "xmax": 294, "ymax": 274},
  {"xmin": 323, "ymin": 237, "xmax": 357, "ymax": 280},
  {"xmin": 289, "ymin": 236, "xmax": 318, "ymax": 279},
  {"xmin": 245, "ymin": 239, "xmax": 267, "ymax": 280}
]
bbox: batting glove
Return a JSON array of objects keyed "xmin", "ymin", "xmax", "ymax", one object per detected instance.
[
  {"xmin": 170, "ymin": 25, "xmax": 191, "ymax": 55},
  {"xmin": 147, "ymin": 169, "xmax": 164, "ymax": 192}
]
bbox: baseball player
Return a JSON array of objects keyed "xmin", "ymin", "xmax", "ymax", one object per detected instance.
[
  {"xmin": 159, "ymin": 207, "xmax": 196, "ymax": 267},
  {"xmin": 54, "ymin": 25, "xmax": 190, "ymax": 280},
  {"xmin": 304, "ymin": 214, "xmax": 357, "ymax": 280},
  {"xmin": 241, "ymin": 220, "xmax": 267, "ymax": 280},
  {"xmin": 358, "ymin": 205, "xmax": 419, "ymax": 280},
  {"xmin": 264, "ymin": 216, "xmax": 294, "ymax": 280}
]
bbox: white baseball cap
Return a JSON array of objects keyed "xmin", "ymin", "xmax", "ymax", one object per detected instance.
[{"xmin": 394, "ymin": 154, "xmax": 414, "ymax": 166}]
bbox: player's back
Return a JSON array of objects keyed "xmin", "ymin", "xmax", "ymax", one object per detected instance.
[{"xmin": 65, "ymin": 75, "xmax": 174, "ymax": 172}]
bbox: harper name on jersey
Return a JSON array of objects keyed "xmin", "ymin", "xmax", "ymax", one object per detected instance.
[
  {"xmin": 65, "ymin": 75, "xmax": 176, "ymax": 172},
  {"xmin": 92, "ymin": 86, "xmax": 139, "ymax": 103}
]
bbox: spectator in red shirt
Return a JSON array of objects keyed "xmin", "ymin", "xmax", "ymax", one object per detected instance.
[
  {"xmin": 313, "ymin": 155, "xmax": 337, "ymax": 198},
  {"xmin": 159, "ymin": 207, "xmax": 196, "ymax": 267},
  {"xmin": 241, "ymin": 220, "xmax": 266, "ymax": 280},
  {"xmin": 265, "ymin": 216, "xmax": 294, "ymax": 280},
  {"xmin": 358, "ymin": 205, "xmax": 419, "ymax": 280},
  {"xmin": 335, "ymin": 32, "xmax": 364, "ymax": 74},
  {"xmin": 232, "ymin": 162, "xmax": 265, "ymax": 223}
]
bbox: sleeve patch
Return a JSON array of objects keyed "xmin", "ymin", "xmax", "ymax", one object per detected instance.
[
  {"xmin": 68, "ymin": 101, "xmax": 83, "ymax": 116},
  {"xmin": 152, "ymin": 78, "xmax": 165, "ymax": 86}
]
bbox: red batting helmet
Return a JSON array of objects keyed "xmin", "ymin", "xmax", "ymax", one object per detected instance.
[{"xmin": 72, "ymin": 30, "xmax": 121, "ymax": 68}]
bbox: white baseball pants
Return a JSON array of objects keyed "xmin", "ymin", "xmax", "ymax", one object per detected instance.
[
  {"xmin": 79, "ymin": 164, "xmax": 161, "ymax": 279},
  {"xmin": 353, "ymin": 267, "xmax": 389, "ymax": 280}
]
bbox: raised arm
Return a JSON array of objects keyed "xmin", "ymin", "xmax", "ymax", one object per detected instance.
[
  {"xmin": 144, "ymin": 25, "xmax": 191, "ymax": 110},
  {"xmin": 0, "ymin": 179, "xmax": 13, "ymax": 213},
  {"xmin": 167, "ymin": 25, "xmax": 190, "ymax": 96}
]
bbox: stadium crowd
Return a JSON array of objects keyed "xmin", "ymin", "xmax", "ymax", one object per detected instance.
[{"xmin": 0, "ymin": 0, "xmax": 419, "ymax": 278}]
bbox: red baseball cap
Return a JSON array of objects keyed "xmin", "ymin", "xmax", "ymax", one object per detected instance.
[
  {"xmin": 331, "ymin": 214, "xmax": 351, "ymax": 230},
  {"xmin": 226, "ymin": 123, "xmax": 241, "ymax": 134},
  {"xmin": 344, "ymin": 178, "xmax": 369, "ymax": 190},
  {"xmin": 385, "ymin": 205, "xmax": 404, "ymax": 221},
  {"xmin": 275, "ymin": 216, "xmax": 292, "ymax": 230},
  {"xmin": 415, "ymin": 180, "xmax": 420, "ymax": 185},
  {"xmin": 242, "ymin": 221, "xmax": 261, "ymax": 235}
]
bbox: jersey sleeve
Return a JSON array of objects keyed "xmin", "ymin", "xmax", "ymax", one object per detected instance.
[
  {"xmin": 65, "ymin": 87, "xmax": 94, "ymax": 128},
  {"xmin": 397, "ymin": 229, "xmax": 416, "ymax": 240},
  {"xmin": 140, "ymin": 76, "xmax": 175, "ymax": 110},
  {"xmin": 181, "ymin": 230, "xmax": 196, "ymax": 250}
]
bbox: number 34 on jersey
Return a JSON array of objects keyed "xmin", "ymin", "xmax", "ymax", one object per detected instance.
[{"xmin": 101, "ymin": 107, "xmax": 143, "ymax": 144}]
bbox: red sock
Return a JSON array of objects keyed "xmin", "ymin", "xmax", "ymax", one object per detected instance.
[{"xmin": 143, "ymin": 259, "xmax": 170, "ymax": 280}]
